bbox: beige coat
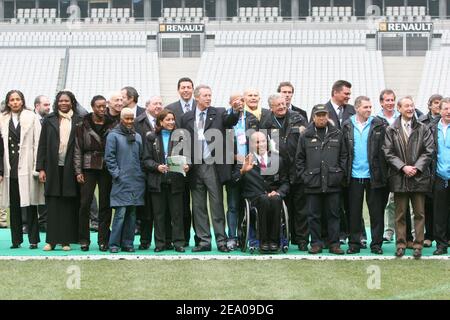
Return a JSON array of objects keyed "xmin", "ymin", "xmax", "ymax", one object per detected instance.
[{"xmin": 0, "ymin": 110, "xmax": 45, "ymax": 208}]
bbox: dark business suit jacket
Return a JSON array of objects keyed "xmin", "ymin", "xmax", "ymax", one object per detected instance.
[
  {"xmin": 324, "ymin": 101, "xmax": 355, "ymax": 129},
  {"xmin": 180, "ymin": 106, "xmax": 239, "ymax": 186},
  {"xmin": 165, "ymin": 100, "xmax": 197, "ymax": 128},
  {"xmin": 291, "ymin": 105, "xmax": 308, "ymax": 122}
]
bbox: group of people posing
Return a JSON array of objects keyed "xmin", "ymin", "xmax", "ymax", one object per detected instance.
[{"xmin": 0, "ymin": 78, "xmax": 449, "ymax": 258}]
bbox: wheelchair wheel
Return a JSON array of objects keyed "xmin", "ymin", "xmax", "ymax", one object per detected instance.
[
  {"xmin": 239, "ymin": 199, "xmax": 251, "ymax": 252},
  {"xmin": 281, "ymin": 200, "xmax": 289, "ymax": 253}
]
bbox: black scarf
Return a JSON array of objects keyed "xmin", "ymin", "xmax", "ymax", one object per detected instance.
[{"xmin": 120, "ymin": 123, "xmax": 136, "ymax": 143}]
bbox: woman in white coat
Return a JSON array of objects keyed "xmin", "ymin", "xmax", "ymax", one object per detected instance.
[{"xmin": 0, "ymin": 90, "xmax": 45, "ymax": 249}]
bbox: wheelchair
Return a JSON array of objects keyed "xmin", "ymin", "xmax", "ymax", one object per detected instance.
[{"xmin": 238, "ymin": 198, "xmax": 289, "ymax": 254}]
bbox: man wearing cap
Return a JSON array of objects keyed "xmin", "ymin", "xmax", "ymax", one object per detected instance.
[{"xmin": 296, "ymin": 104, "xmax": 348, "ymax": 254}]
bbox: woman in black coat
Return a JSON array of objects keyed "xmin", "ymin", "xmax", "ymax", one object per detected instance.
[
  {"xmin": 142, "ymin": 109, "xmax": 189, "ymax": 252},
  {"xmin": 36, "ymin": 91, "xmax": 82, "ymax": 251}
]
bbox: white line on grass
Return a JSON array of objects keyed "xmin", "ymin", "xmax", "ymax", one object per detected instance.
[{"xmin": 0, "ymin": 255, "xmax": 449, "ymax": 261}]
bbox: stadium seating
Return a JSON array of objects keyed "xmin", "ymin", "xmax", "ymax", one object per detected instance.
[
  {"xmin": 416, "ymin": 47, "xmax": 450, "ymax": 108},
  {"xmin": 385, "ymin": 6, "xmax": 430, "ymax": 22},
  {"xmin": 87, "ymin": 7, "xmax": 135, "ymax": 24},
  {"xmin": 0, "ymin": 31, "xmax": 149, "ymax": 47},
  {"xmin": 311, "ymin": 6, "xmax": 353, "ymax": 22},
  {"xmin": 65, "ymin": 48, "xmax": 160, "ymax": 109},
  {"xmin": 196, "ymin": 47, "xmax": 385, "ymax": 114},
  {"xmin": 234, "ymin": 6, "xmax": 282, "ymax": 23},
  {"xmin": 213, "ymin": 29, "xmax": 368, "ymax": 46},
  {"xmin": 159, "ymin": 7, "xmax": 207, "ymax": 23},
  {"xmin": 0, "ymin": 48, "xmax": 65, "ymax": 105}
]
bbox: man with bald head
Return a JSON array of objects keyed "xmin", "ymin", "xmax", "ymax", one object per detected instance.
[{"xmin": 243, "ymin": 88, "xmax": 270, "ymax": 122}]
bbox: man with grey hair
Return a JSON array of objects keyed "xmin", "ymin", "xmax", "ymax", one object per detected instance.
[
  {"xmin": 260, "ymin": 93, "xmax": 308, "ymax": 251},
  {"xmin": 383, "ymin": 96, "xmax": 434, "ymax": 259},
  {"xmin": 105, "ymin": 92, "xmax": 124, "ymax": 124},
  {"xmin": 34, "ymin": 95, "xmax": 51, "ymax": 122},
  {"xmin": 134, "ymin": 95, "xmax": 164, "ymax": 250},
  {"xmin": 342, "ymin": 96, "xmax": 389, "ymax": 254},
  {"xmin": 180, "ymin": 85, "xmax": 240, "ymax": 252}
]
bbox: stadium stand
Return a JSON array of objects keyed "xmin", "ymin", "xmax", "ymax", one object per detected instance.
[
  {"xmin": 65, "ymin": 48, "xmax": 160, "ymax": 109},
  {"xmin": 196, "ymin": 47, "xmax": 385, "ymax": 112},
  {"xmin": 214, "ymin": 29, "xmax": 368, "ymax": 46},
  {"xmin": 0, "ymin": 48, "xmax": 65, "ymax": 105},
  {"xmin": 416, "ymin": 47, "xmax": 450, "ymax": 108},
  {"xmin": 233, "ymin": 7, "xmax": 283, "ymax": 23},
  {"xmin": 309, "ymin": 6, "xmax": 355, "ymax": 23},
  {"xmin": 0, "ymin": 31, "xmax": 149, "ymax": 47},
  {"xmin": 385, "ymin": 6, "xmax": 430, "ymax": 22}
]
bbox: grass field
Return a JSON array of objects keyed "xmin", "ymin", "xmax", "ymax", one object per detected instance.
[{"xmin": 1, "ymin": 259, "xmax": 449, "ymax": 300}]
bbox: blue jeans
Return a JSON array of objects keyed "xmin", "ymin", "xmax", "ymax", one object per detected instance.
[
  {"xmin": 226, "ymin": 182, "xmax": 240, "ymax": 241},
  {"xmin": 109, "ymin": 206, "xmax": 136, "ymax": 250}
]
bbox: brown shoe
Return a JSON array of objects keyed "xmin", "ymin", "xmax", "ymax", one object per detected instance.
[
  {"xmin": 308, "ymin": 245, "xmax": 322, "ymax": 254},
  {"xmin": 329, "ymin": 246, "xmax": 344, "ymax": 255},
  {"xmin": 62, "ymin": 245, "xmax": 71, "ymax": 251},
  {"xmin": 395, "ymin": 247, "xmax": 405, "ymax": 257},
  {"xmin": 43, "ymin": 243, "xmax": 54, "ymax": 251},
  {"xmin": 413, "ymin": 248, "xmax": 422, "ymax": 259}
]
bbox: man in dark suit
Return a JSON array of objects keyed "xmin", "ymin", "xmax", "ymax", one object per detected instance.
[
  {"xmin": 323, "ymin": 80, "xmax": 361, "ymax": 246},
  {"xmin": 134, "ymin": 96, "xmax": 163, "ymax": 250},
  {"xmin": 166, "ymin": 77, "xmax": 197, "ymax": 246},
  {"xmin": 277, "ymin": 81, "xmax": 308, "ymax": 121},
  {"xmin": 121, "ymin": 86, "xmax": 145, "ymax": 118},
  {"xmin": 180, "ymin": 85, "xmax": 240, "ymax": 252},
  {"xmin": 166, "ymin": 77, "xmax": 197, "ymax": 128}
]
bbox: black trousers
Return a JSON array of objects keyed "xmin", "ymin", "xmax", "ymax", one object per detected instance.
[
  {"xmin": 151, "ymin": 185, "xmax": 185, "ymax": 249},
  {"xmin": 433, "ymin": 177, "xmax": 450, "ymax": 248},
  {"xmin": 253, "ymin": 195, "xmax": 282, "ymax": 244},
  {"xmin": 424, "ymin": 194, "xmax": 434, "ymax": 241},
  {"xmin": 9, "ymin": 178, "xmax": 40, "ymax": 245},
  {"xmin": 307, "ymin": 192, "xmax": 340, "ymax": 248},
  {"xmin": 136, "ymin": 191, "xmax": 153, "ymax": 246},
  {"xmin": 348, "ymin": 178, "xmax": 389, "ymax": 249},
  {"xmin": 78, "ymin": 168, "xmax": 112, "ymax": 246},
  {"xmin": 288, "ymin": 184, "xmax": 308, "ymax": 245}
]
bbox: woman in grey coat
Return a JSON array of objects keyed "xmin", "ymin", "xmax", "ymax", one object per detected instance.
[{"xmin": 105, "ymin": 107, "xmax": 145, "ymax": 253}]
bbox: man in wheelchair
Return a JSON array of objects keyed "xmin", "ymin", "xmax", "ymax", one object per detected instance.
[{"xmin": 232, "ymin": 131, "xmax": 289, "ymax": 253}]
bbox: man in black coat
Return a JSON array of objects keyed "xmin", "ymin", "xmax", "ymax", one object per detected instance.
[
  {"xmin": 277, "ymin": 81, "xmax": 308, "ymax": 121},
  {"xmin": 342, "ymin": 96, "xmax": 389, "ymax": 255},
  {"xmin": 180, "ymin": 85, "xmax": 240, "ymax": 252},
  {"xmin": 165, "ymin": 77, "xmax": 197, "ymax": 246},
  {"xmin": 260, "ymin": 93, "xmax": 309, "ymax": 251},
  {"xmin": 296, "ymin": 104, "xmax": 347, "ymax": 255},
  {"xmin": 232, "ymin": 131, "xmax": 289, "ymax": 253}
]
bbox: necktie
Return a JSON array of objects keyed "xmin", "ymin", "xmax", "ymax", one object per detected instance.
[
  {"xmin": 199, "ymin": 111, "xmax": 210, "ymax": 160},
  {"xmin": 404, "ymin": 122, "xmax": 411, "ymax": 137},
  {"xmin": 185, "ymin": 103, "xmax": 190, "ymax": 113},
  {"xmin": 260, "ymin": 157, "xmax": 267, "ymax": 170},
  {"xmin": 338, "ymin": 106, "xmax": 343, "ymax": 123},
  {"xmin": 199, "ymin": 111, "xmax": 205, "ymax": 130}
]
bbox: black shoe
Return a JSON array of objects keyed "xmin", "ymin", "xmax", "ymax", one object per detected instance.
[
  {"xmin": 175, "ymin": 246, "xmax": 185, "ymax": 253},
  {"xmin": 298, "ymin": 243, "xmax": 308, "ymax": 251},
  {"xmin": 80, "ymin": 245, "xmax": 89, "ymax": 252},
  {"xmin": 371, "ymin": 247, "xmax": 383, "ymax": 255},
  {"xmin": 154, "ymin": 247, "xmax": 165, "ymax": 253},
  {"xmin": 346, "ymin": 247, "xmax": 360, "ymax": 254},
  {"xmin": 433, "ymin": 247, "xmax": 448, "ymax": 255},
  {"xmin": 413, "ymin": 248, "xmax": 422, "ymax": 259},
  {"xmin": 192, "ymin": 245, "xmax": 211, "ymax": 253},
  {"xmin": 122, "ymin": 247, "xmax": 135, "ymax": 253},
  {"xmin": 89, "ymin": 226, "xmax": 98, "ymax": 232},
  {"xmin": 360, "ymin": 240, "xmax": 367, "ymax": 249},
  {"xmin": 29, "ymin": 244, "xmax": 38, "ymax": 249},
  {"xmin": 166, "ymin": 243, "xmax": 174, "ymax": 250},
  {"xmin": 329, "ymin": 246, "xmax": 345, "ymax": 255},
  {"xmin": 218, "ymin": 245, "xmax": 230, "ymax": 253},
  {"xmin": 99, "ymin": 244, "xmax": 108, "ymax": 252},
  {"xmin": 308, "ymin": 245, "xmax": 322, "ymax": 254},
  {"xmin": 395, "ymin": 248, "xmax": 405, "ymax": 257},
  {"xmin": 260, "ymin": 243, "xmax": 270, "ymax": 252},
  {"xmin": 22, "ymin": 226, "xmax": 28, "ymax": 234},
  {"xmin": 269, "ymin": 242, "xmax": 279, "ymax": 252},
  {"xmin": 139, "ymin": 244, "xmax": 150, "ymax": 250},
  {"xmin": 10, "ymin": 244, "xmax": 21, "ymax": 249}
]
